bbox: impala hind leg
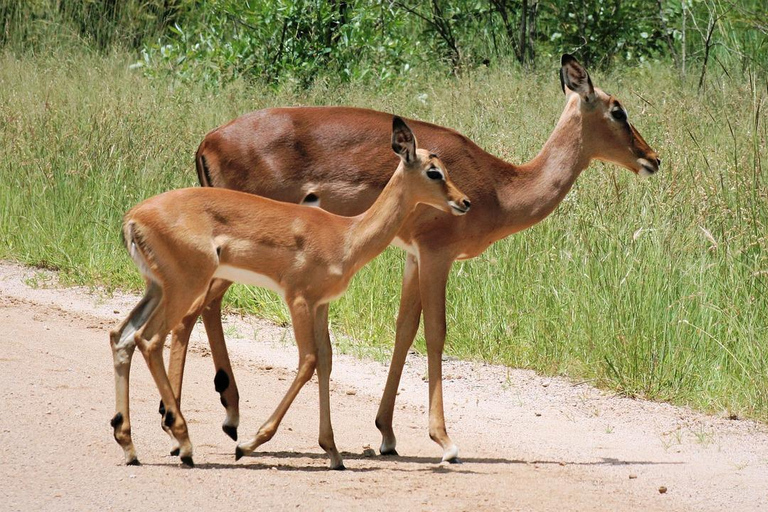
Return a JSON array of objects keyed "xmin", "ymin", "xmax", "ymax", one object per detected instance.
[
  {"xmin": 199, "ymin": 280, "xmax": 240, "ymax": 441},
  {"xmin": 235, "ymin": 298, "xmax": 330, "ymax": 466},
  {"xmin": 109, "ymin": 283, "xmax": 161, "ymax": 465},
  {"xmin": 165, "ymin": 279, "xmax": 237, "ymax": 453},
  {"xmin": 135, "ymin": 298, "xmax": 196, "ymax": 466},
  {"xmin": 163, "ymin": 309, "xmax": 194, "ymax": 456},
  {"xmin": 315, "ymin": 304, "xmax": 343, "ymax": 469},
  {"xmin": 418, "ymin": 253, "xmax": 459, "ymax": 462},
  {"xmin": 376, "ymin": 253, "xmax": 422, "ymax": 456}
]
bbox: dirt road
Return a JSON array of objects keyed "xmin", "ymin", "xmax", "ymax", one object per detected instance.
[{"xmin": 1, "ymin": 262, "xmax": 766, "ymax": 511}]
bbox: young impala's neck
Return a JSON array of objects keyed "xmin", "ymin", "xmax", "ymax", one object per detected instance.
[
  {"xmin": 497, "ymin": 96, "xmax": 591, "ymax": 232},
  {"xmin": 343, "ymin": 170, "xmax": 413, "ymax": 272}
]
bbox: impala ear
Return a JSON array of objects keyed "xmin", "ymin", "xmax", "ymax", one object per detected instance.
[
  {"xmin": 560, "ymin": 54, "xmax": 595, "ymax": 103},
  {"xmin": 391, "ymin": 116, "xmax": 416, "ymax": 164}
]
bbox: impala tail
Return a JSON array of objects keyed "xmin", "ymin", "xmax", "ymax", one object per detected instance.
[{"xmin": 122, "ymin": 220, "xmax": 159, "ymax": 284}]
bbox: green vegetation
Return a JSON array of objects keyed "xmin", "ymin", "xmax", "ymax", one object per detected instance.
[
  {"xmin": 0, "ymin": 2, "xmax": 766, "ymax": 421},
  {"xmin": 3, "ymin": 1, "xmax": 765, "ymax": 86}
]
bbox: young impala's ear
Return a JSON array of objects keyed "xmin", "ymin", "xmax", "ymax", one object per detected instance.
[
  {"xmin": 560, "ymin": 54, "xmax": 595, "ymax": 103},
  {"xmin": 391, "ymin": 116, "xmax": 417, "ymax": 164}
]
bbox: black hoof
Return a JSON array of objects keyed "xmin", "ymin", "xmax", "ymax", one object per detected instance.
[
  {"xmin": 170, "ymin": 448, "xmax": 180, "ymax": 456},
  {"xmin": 235, "ymin": 446, "xmax": 244, "ymax": 461},
  {"xmin": 126, "ymin": 458, "xmax": 140, "ymax": 466},
  {"xmin": 180, "ymin": 456, "xmax": 194, "ymax": 467},
  {"xmin": 380, "ymin": 449, "xmax": 399, "ymax": 457},
  {"xmin": 332, "ymin": 463, "xmax": 346, "ymax": 471},
  {"xmin": 222, "ymin": 424, "xmax": 238, "ymax": 441}
]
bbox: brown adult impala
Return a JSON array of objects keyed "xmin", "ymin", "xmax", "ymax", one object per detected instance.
[{"xmin": 167, "ymin": 55, "xmax": 660, "ymax": 463}]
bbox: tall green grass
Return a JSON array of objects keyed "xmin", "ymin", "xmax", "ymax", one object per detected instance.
[{"xmin": 1, "ymin": 49, "xmax": 766, "ymax": 421}]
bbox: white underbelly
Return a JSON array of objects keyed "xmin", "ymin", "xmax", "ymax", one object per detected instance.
[
  {"xmin": 213, "ymin": 265, "xmax": 285, "ymax": 298},
  {"xmin": 392, "ymin": 236, "xmax": 417, "ymax": 255}
]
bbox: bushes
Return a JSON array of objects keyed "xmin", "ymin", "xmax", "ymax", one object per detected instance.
[{"xmin": 2, "ymin": 1, "xmax": 765, "ymax": 87}]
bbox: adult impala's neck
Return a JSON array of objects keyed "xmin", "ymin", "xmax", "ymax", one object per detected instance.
[
  {"xmin": 343, "ymin": 170, "xmax": 413, "ymax": 273},
  {"xmin": 498, "ymin": 95, "xmax": 591, "ymax": 231}
]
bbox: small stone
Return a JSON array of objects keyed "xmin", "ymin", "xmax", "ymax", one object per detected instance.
[
  {"xmin": 362, "ymin": 445, "xmax": 376, "ymax": 457},
  {"xmin": 264, "ymin": 365, "xmax": 273, "ymax": 370},
  {"xmin": 558, "ymin": 461, "xmax": 566, "ymax": 466},
  {"xmin": 629, "ymin": 474, "xmax": 637, "ymax": 479},
  {"xmin": 346, "ymin": 389, "xmax": 357, "ymax": 396},
  {"xmin": 114, "ymin": 310, "xmax": 120, "ymax": 314},
  {"xmin": 659, "ymin": 486, "xmax": 667, "ymax": 494},
  {"xmin": 535, "ymin": 412, "xmax": 542, "ymax": 417}
]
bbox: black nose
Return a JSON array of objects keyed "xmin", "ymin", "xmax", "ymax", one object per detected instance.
[
  {"xmin": 656, "ymin": 157, "xmax": 661, "ymax": 168},
  {"xmin": 462, "ymin": 199, "xmax": 471, "ymax": 209}
]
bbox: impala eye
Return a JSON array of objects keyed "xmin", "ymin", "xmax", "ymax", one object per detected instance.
[
  {"xmin": 426, "ymin": 168, "xmax": 444, "ymax": 180},
  {"xmin": 611, "ymin": 109, "xmax": 627, "ymax": 122}
]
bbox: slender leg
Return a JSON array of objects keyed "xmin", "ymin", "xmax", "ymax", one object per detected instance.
[
  {"xmin": 236, "ymin": 297, "xmax": 325, "ymax": 465},
  {"xmin": 199, "ymin": 280, "xmax": 240, "ymax": 441},
  {"xmin": 314, "ymin": 304, "xmax": 344, "ymax": 469},
  {"xmin": 164, "ymin": 279, "xmax": 235, "ymax": 453},
  {"xmin": 375, "ymin": 253, "xmax": 422, "ymax": 455},
  {"xmin": 418, "ymin": 252, "xmax": 458, "ymax": 462},
  {"xmin": 164, "ymin": 308, "xmax": 195, "ymax": 456},
  {"xmin": 109, "ymin": 283, "xmax": 163, "ymax": 465},
  {"xmin": 135, "ymin": 300, "xmax": 196, "ymax": 467}
]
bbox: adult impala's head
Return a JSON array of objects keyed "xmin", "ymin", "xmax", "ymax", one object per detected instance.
[
  {"xmin": 391, "ymin": 116, "xmax": 471, "ymax": 215},
  {"xmin": 560, "ymin": 54, "xmax": 660, "ymax": 177}
]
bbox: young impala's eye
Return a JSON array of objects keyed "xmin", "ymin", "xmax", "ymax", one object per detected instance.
[
  {"xmin": 426, "ymin": 168, "xmax": 444, "ymax": 180},
  {"xmin": 611, "ymin": 109, "xmax": 627, "ymax": 122}
]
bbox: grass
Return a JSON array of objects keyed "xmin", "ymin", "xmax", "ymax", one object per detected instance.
[{"xmin": 1, "ymin": 48, "xmax": 766, "ymax": 422}]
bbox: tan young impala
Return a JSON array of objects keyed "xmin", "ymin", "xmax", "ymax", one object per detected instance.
[
  {"xmin": 167, "ymin": 54, "xmax": 660, "ymax": 463},
  {"xmin": 109, "ymin": 117, "xmax": 470, "ymax": 469}
]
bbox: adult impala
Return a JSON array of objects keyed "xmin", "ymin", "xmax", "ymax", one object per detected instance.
[
  {"xmin": 109, "ymin": 118, "xmax": 470, "ymax": 469},
  {"xmin": 169, "ymin": 55, "xmax": 660, "ymax": 463}
]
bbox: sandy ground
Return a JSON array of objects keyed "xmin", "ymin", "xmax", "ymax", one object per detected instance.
[{"xmin": 1, "ymin": 261, "xmax": 766, "ymax": 512}]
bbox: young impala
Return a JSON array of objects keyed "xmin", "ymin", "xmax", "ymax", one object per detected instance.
[
  {"xmin": 168, "ymin": 54, "xmax": 660, "ymax": 463},
  {"xmin": 109, "ymin": 117, "xmax": 470, "ymax": 469}
]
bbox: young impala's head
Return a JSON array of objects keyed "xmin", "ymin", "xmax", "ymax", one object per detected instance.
[
  {"xmin": 391, "ymin": 116, "xmax": 471, "ymax": 215},
  {"xmin": 560, "ymin": 54, "xmax": 660, "ymax": 177}
]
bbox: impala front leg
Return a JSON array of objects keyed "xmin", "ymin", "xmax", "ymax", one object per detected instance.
[
  {"xmin": 418, "ymin": 252, "xmax": 459, "ymax": 463},
  {"xmin": 236, "ymin": 297, "xmax": 327, "ymax": 465},
  {"xmin": 376, "ymin": 253, "xmax": 422, "ymax": 455}
]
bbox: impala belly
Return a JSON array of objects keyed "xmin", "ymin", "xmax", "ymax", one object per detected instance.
[
  {"xmin": 213, "ymin": 265, "xmax": 285, "ymax": 298},
  {"xmin": 392, "ymin": 236, "xmax": 417, "ymax": 256}
]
